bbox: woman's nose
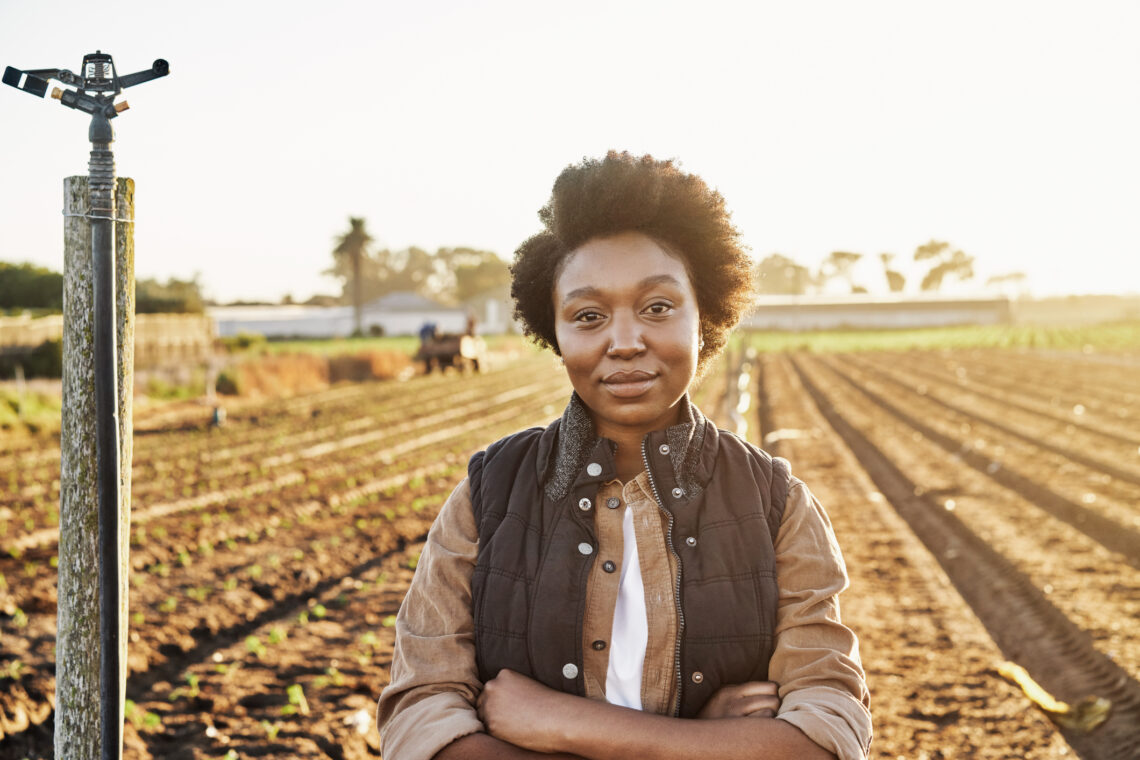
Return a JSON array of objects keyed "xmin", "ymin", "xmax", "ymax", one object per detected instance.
[{"xmin": 605, "ymin": 314, "xmax": 646, "ymax": 358}]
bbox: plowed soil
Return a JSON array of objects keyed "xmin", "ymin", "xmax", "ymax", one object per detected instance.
[{"xmin": 2, "ymin": 346, "xmax": 1138, "ymax": 758}]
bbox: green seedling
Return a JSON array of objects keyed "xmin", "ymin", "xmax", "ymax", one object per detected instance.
[
  {"xmin": 223, "ymin": 578, "xmax": 238, "ymax": 591},
  {"xmin": 169, "ymin": 672, "xmax": 201, "ymax": 701},
  {"xmin": 159, "ymin": 597, "xmax": 177, "ymax": 613},
  {"xmin": 311, "ymin": 604, "xmax": 328, "ymax": 619},
  {"xmin": 187, "ymin": 586, "xmax": 210, "ymax": 602},
  {"xmin": 246, "ymin": 635, "xmax": 267, "ymax": 659},
  {"xmin": 281, "ymin": 683, "xmax": 310, "ymax": 716},
  {"xmin": 131, "ymin": 612, "xmax": 146, "ymax": 626},
  {"xmin": 2, "ymin": 659, "xmax": 24, "ymax": 680},
  {"xmin": 247, "ymin": 564, "xmax": 263, "ymax": 580},
  {"xmin": 314, "ymin": 666, "xmax": 346, "ymax": 689},
  {"xmin": 381, "ymin": 614, "xmax": 397, "ymax": 628},
  {"xmin": 268, "ymin": 626, "xmax": 287, "ymax": 645},
  {"xmin": 123, "ymin": 699, "xmax": 163, "ymax": 731},
  {"xmin": 260, "ymin": 719, "xmax": 282, "ymax": 739}
]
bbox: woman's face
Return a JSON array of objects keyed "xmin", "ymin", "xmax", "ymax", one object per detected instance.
[{"xmin": 553, "ymin": 231, "xmax": 701, "ymax": 439}]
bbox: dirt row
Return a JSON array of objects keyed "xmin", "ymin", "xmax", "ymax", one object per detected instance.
[
  {"xmin": 764, "ymin": 350, "xmax": 1140, "ymax": 758},
  {"xmin": 0, "ymin": 357, "xmax": 573, "ymax": 757}
]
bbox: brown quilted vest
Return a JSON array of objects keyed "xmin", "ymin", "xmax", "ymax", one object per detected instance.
[{"xmin": 467, "ymin": 395, "xmax": 790, "ymax": 718}]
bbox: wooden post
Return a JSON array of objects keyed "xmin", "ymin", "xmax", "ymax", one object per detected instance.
[{"xmin": 56, "ymin": 175, "xmax": 135, "ymax": 758}]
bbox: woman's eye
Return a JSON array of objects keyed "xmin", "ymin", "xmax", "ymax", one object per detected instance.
[
  {"xmin": 646, "ymin": 302, "xmax": 673, "ymax": 315},
  {"xmin": 574, "ymin": 310, "xmax": 604, "ymax": 323}
]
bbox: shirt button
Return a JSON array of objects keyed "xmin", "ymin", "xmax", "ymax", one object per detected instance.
[
  {"xmin": 659, "ymin": 444, "xmax": 671, "ymax": 455},
  {"xmin": 691, "ymin": 671, "xmax": 704, "ymax": 684},
  {"xmin": 603, "ymin": 560, "xmax": 616, "ymax": 573},
  {"xmin": 586, "ymin": 462, "xmax": 602, "ymax": 477},
  {"xmin": 671, "ymin": 487, "xmax": 684, "ymax": 499},
  {"xmin": 578, "ymin": 542, "xmax": 594, "ymax": 556},
  {"xmin": 685, "ymin": 536, "xmax": 697, "ymax": 547},
  {"xmin": 563, "ymin": 663, "xmax": 579, "ymax": 679},
  {"xmin": 578, "ymin": 497, "xmax": 592, "ymax": 511},
  {"xmin": 606, "ymin": 497, "xmax": 621, "ymax": 509},
  {"xmin": 592, "ymin": 640, "xmax": 607, "ymax": 651}
]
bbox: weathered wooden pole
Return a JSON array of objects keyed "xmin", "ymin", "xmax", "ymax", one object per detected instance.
[{"xmin": 57, "ymin": 175, "xmax": 135, "ymax": 758}]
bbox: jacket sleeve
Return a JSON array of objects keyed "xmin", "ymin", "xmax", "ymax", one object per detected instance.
[
  {"xmin": 769, "ymin": 479, "xmax": 873, "ymax": 760},
  {"xmin": 377, "ymin": 478, "xmax": 486, "ymax": 760}
]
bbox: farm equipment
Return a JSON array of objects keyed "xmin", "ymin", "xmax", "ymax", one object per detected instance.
[{"xmin": 416, "ymin": 331, "xmax": 486, "ymax": 373}]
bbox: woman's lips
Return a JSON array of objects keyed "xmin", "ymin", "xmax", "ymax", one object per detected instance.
[{"xmin": 602, "ymin": 371, "xmax": 657, "ymax": 398}]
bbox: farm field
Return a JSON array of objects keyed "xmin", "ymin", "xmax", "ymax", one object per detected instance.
[{"xmin": 1, "ymin": 339, "xmax": 1139, "ymax": 758}]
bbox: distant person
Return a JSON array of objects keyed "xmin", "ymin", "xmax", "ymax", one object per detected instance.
[
  {"xmin": 419, "ymin": 322, "xmax": 437, "ymax": 343},
  {"xmin": 378, "ymin": 152, "xmax": 871, "ymax": 759}
]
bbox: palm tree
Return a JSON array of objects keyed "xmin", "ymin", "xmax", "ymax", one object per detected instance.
[{"xmin": 333, "ymin": 217, "xmax": 373, "ymax": 337}]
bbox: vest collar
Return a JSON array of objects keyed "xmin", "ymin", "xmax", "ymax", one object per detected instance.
[{"xmin": 539, "ymin": 391, "xmax": 714, "ymax": 502}]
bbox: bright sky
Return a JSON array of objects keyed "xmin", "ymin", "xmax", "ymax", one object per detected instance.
[{"xmin": 1, "ymin": 0, "xmax": 1138, "ymax": 303}]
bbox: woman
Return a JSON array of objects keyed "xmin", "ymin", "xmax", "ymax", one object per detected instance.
[{"xmin": 378, "ymin": 152, "xmax": 872, "ymax": 760}]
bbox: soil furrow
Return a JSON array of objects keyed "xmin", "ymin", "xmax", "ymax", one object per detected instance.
[
  {"xmin": 864, "ymin": 352, "xmax": 1140, "ymax": 448},
  {"xmin": 840, "ymin": 354, "xmax": 1140, "ymax": 488},
  {"xmin": 817, "ymin": 356, "xmax": 1140, "ymax": 567},
  {"xmin": 790, "ymin": 354, "xmax": 1140, "ymax": 760},
  {"xmin": 755, "ymin": 352, "xmax": 1069, "ymax": 757}
]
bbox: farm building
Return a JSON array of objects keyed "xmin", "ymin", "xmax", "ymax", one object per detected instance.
[
  {"xmin": 208, "ymin": 291, "xmax": 469, "ymax": 338},
  {"xmin": 743, "ymin": 294, "xmax": 1012, "ymax": 331}
]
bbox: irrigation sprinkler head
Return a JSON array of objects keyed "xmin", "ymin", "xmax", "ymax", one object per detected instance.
[{"xmin": 3, "ymin": 50, "xmax": 168, "ymax": 120}]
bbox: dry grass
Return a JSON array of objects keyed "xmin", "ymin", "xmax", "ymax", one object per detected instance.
[{"xmin": 218, "ymin": 350, "xmax": 412, "ymax": 397}]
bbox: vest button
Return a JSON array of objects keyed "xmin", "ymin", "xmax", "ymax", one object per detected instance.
[
  {"xmin": 691, "ymin": 671, "xmax": 704, "ymax": 684},
  {"xmin": 578, "ymin": 497, "xmax": 592, "ymax": 511},
  {"xmin": 685, "ymin": 536, "xmax": 697, "ymax": 548},
  {"xmin": 592, "ymin": 640, "xmax": 607, "ymax": 651},
  {"xmin": 563, "ymin": 663, "xmax": 579, "ymax": 679},
  {"xmin": 603, "ymin": 560, "xmax": 616, "ymax": 573},
  {"xmin": 659, "ymin": 444, "xmax": 671, "ymax": 455},
  {"xmin": 586, "ymin": 462, "xmax": 602, "ymax": 477},
  {"xmin": 606, "ymin": 497, "xmax": 621, "ymax": 509},
  {"xmin": 578, "ymin": 542, "xmax": 594, "ymax": 556},
  {"xmin": 671, "ymin": 487, "xmax": 684, "ymax": 499}
]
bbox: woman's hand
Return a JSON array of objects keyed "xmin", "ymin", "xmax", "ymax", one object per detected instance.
[
  {"xmin": 697, "ymin": 681, "xmax": 781, "ymax": 719},
  {"xmin": 476, "ymin": 669, "xmax": 574, "ymax": 753}
]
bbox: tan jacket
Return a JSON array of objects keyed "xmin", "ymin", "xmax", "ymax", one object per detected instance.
[{"xmin": 378, "ymin": 474, "xmax": 872, "ymax": 760}]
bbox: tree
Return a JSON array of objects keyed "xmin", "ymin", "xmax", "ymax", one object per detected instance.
[
  {"xmin": 0, "ymin": 261, "xmax": 63, "ymax": 311},
  {"xmin": 879, "ymin": 253, "xmax": 906, "ymax": 293},
  {"xmin": 330, "ymin": 217, "xmax": 373, "ymax": 336},
  {"xmin": 755, "ymin": 254, "xmax": 813, "ymax": 295},
  {"xmin": 986, "ymin": 272, "xmax": 1028, "ymax": 296},
  {"xmin": 819, "ymin": 251, "xmax": 863, "ymax": 293},
  {"xmin": 913, "ymin": 240, "xmax": 974, "ymax": 291},
  {"xmin": 447, "ymin": 249, "xmax": 511, "ymax": 303},
  {"xmin": 135, "ymin": 275, "xmax": 205, "ymax": 313}
]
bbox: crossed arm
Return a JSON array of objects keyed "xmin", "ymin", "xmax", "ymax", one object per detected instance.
[{"xmin": 432, "ymin": 669, "xmax": 835, "ymax": 760}]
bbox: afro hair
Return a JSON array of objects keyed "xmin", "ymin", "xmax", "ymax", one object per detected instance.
[{"xmin": 510, "ymin": 151, "xmax": 755, "ymax": 370}]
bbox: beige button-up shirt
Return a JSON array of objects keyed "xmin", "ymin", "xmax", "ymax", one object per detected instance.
[{"xmin": 378, "ymin": 474, "xmax": 872, "ymax": 760}]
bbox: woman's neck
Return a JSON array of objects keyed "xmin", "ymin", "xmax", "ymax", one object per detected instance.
[{"xmin": 593, "ymin": 402, "xmax": 686, "ymax": 483}]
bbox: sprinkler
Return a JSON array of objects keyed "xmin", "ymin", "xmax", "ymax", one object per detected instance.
[{"xmin": 4, "ymin": 51, "xmax": 168, "ymax": 760}]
